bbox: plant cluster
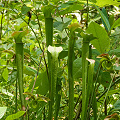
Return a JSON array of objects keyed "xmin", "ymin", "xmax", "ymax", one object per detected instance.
[{"xmin": 0, "ymin": 0, "xmax": 120, "ymax": 120}]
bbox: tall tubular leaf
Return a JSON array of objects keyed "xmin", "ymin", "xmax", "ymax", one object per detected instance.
[
  {"xmin": 68, "ymin": 32, "xmax": 75, "ymax": 120},
  {"xmin": 68, "ymin": 23, "xmax": 79, "ymax": 120},
  {"xmin": 16, "ymin": 42, "xmax": 25, "ymax": 108},
  {"xmin": 48, "ymin": 46, "xmax": 63, "ymax": 120},
  {"xmin": 87, "ymin": 59, "xmax": 97, "ymax": 119},
  {"xmin": 42, "ymin": 5, "xmax": 53, "ymax": 78},
  {"xmin": 42, "ymin": 6, "xmax": 53, "ymax": 120},
  {"xmin": 81, "ymin": 40, "xmax": 89, "ymax": 120},
  {"xmin": 81, "ymin": 32, "xmax": 96, "ymax": 120},
  {"xmin": 12, "ymin": 31, "xmax": 28, "ymax": 119}
]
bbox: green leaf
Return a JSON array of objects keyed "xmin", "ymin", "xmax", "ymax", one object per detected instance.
[
  {"xmin": 0, "ymin": 107, "xmax": 7, "ymax": 119},
  {"xmin": 111, "ymin": 18, "xmax": 120, "ymax": 30},
  {"xmin": 109, "ymin": 48, "xmax": 120, "ymax": 57},
  {"xmin": 95, "ymin": 5, "xmax": 111, "ymax": 32},
  {"xmin": 89, "ymin": 0, "xmax": 96, "ymax": 3},
  {"xmin": 98, "ymin": 72, "xmax": 112, "ymax": 87},
  {"xmin": 109, "ymin": 15, "xmax": 114, "ymax": 27},
  {"xmin": 107, "ymin": 89, "xmax": 120, "ymax": 96},
  {"xmin": 73, "ymin": 58, "xmax": 82, "ymax": 79},
  {"xmin": 114, "ymin": 66, "xmax": 120, "ymax": 70},
  {"xmin": 60, "ymin": 3, "xmax": 83, "ymax": 15},
  {"xmin": 86, "ymin": 22, "xmax": 110, "ymax": 53},
  {"xmin": 21, "ymin": 5, "xmax": 31, "ymax": 14},
  {"xmin": 35, "ymin": 72, "xmax": 49, "ymax": 95},
  {"xmin": 2, "ymin": 67, "xmax": 8, "ymax": 81},
  {"xmin": 114, "ymin": 100, "xmax": 120, "ymax": 110},
  {"xmin": 101, "ymin": 7, "xmax": 109, "ymax": 32},
  {"xmin": 59, "ymin": 50, "xmax": 68, "ymax": 59},
  {"xmin": 54, "ymin": 17, "xmax": 72, "ymax": 31},
  {"xmin": 96, "ymin": 0, "xmax": 119, "ymax": 7},
  {"xmin": 23, "ymin": 65, "xmax": 37, "ymax": 76},
  {"xmin": 6, "ymin": 111, "xmax": 25, "ymax": 120}
]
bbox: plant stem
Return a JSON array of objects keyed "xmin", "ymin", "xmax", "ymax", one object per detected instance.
[
  {"xmin": 16, "ymin": 42, "xmax": 26, "ymax": 109},
  {"xmin": 86, "ymin": 0, "xmax": 89, "ymax": 28},
  {"xmin": 43, "ymin": 7, "xmax": 53, "ymax": 120},
  {"xmin": 81, "ymin": 40, "xmax": 89, "ymax": 120},
  {"xmin": 0, "ymin": 11, "xmax": 4, "ymax": 39},
  {"xmin": 15, "ymin": 76, "xmax": 17, "ymax": 113},
  {"xmin": 68, "ymin": 31, "xmax": 75, "ymax": 120}
]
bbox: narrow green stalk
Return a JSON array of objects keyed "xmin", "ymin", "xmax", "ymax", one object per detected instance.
[
  {"xmin": 86, "ymin": 0, "xmax": 89, "ymax": 28},
  {"xmin": 16, "ymin": 42, "xmax": 26, "ymax": 110},
  {"xmin": 13, "ymin": 31, "xmax": 28, "ymax": 119},
  {"xmin": 15, "ymin": 76, "xmax": 17, "ymax": 113},
  {"xmin": 0, "ymin": 11, "xmax": 4, "ymax": 39},
  {"xmin": 43, "ymin": 6, "xmax": 53, "ymax": 120},
  {"xmin": 68, "ymin": 31, "xmax": 75, "ymax": 120},
  {"xmin": 45, "ymin": 16, "xmax": 53, "ymax": 77},
  {"xmin": 81, "ymin": 40, "xmax": 89, "ymax": 120}
]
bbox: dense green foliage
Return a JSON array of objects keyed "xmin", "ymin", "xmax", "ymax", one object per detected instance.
[{"xmin": 0, "ymin": 0, "xmax": 120, "ymax": 120}]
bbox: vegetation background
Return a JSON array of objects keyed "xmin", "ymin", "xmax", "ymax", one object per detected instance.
[{"xmin": 0, "ymin": 0, "xmax": 120, "ymax": 120}]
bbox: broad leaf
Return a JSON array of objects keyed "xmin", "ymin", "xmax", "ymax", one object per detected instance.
[
  {"xmin": 2, "ymin": 67, "xmax": 8, "ymax": 81},
  {"xmin": 109, "ymin": 48, "xmax": 120, "ymax": 57},
  {"xmin": 60, "ymin": 3, "xmax": 83, "ymax": 15},
  {"xmin": 21, "ymin": 5, "xmax": 31, "ymax": 14},
  {"xmin": 98, "ymin": 72, "xmax": 112, "ymax": 87},
  {"xmin": 35, "ymin": 72, "xmax": 49, "ymax": 95},
  {"xmin": 59, "ymin": 50, "xmax": 68, "ymax": 59},
  {"xmin": 87, "ymin": 22, "xmax": 110, "ymax": 53},
  {"xmin": 6, "ymin": 111, "xmax": 25, "ymax": 120},
  {"xmin": 23, "ymin": 65, "xmax": 37, "ymax": 76},
  {"xmin": 113, "ymin": 100, "xmax": 120, "ymax": 110},
  {"xmin": 0, "ymin": 107, "xmax": 7, "ymax": 119},
  {"xmin": 73, "ymin": 58, "xmax": 82, "ymax": 79},
  {"xmin": 96, "ymin": 0, "xmax": 119, "ymax": 7},
  {"xmin": 89, "ymin": 0, "xmax": 96, "ymax": 3},
  {"xmin": 54, "ymin": 17, "xmax": 72, "ymax": 31},
  {"xmin": 109, "ymin": 15, "xmax": 114, "ymax": 27}
]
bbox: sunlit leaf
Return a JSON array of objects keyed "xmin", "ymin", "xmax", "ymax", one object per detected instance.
[
  {"xmin": 111, "ymin": 18, "xmax": 120, "ymax": 30},
  {"xmin": 2, "ymin": 67, "xmax": 8, "ymax": 81},
  {"xmin": 96, "ymin": 0, "xmax": 119, "ymax": 7},
  {"xmin": 73, "ymin": 58, "xmax": 82, "ymax": 79},
  {"xmin": 0, "ymin": 107, "xmax": 7, "ymax": 119},
  {"xmin": 6, "ymin": 111, "xmax": 25, "ymax": 120},
  {"xmin": 87, "ymin": 22, "xmax": 110, "ymax": 53}
]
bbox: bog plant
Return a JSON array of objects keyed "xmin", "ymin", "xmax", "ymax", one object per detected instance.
[{"xmin": 0, "ymin": 0, "xmax": 120, "ymax": 120}]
